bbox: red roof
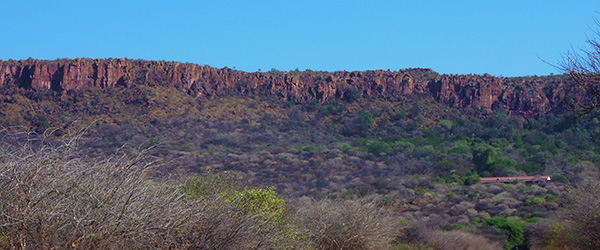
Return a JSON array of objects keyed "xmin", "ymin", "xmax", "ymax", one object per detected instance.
[{"xmin": 480, "ymin": 176, "xmax": 551, "ymax": 183}]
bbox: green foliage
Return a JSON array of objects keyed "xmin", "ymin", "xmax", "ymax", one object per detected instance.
[
  {"xmin": 472, "ymin": 145, "xmax": 502, "ymax": 175},
  {"xmin": 524, "ymin": 217, "xmax": 540, "ymax": 223},
  {"xmin": 543, "ymin": 194, "xmax": 557, "ymax": 202},
  {"xmin": 545, "ymin": 223, "xmax": 577, "ymax": 249},
  {"xmin": 526, "ymin": 197, "xmax": 546, "ymax": 206},
  {"xmin": 472, "ymin": 145, "xmax": 515, "ymax": 176},
  {"xmin": 320, "ymin": 102, "xmax": 345, "ymax": 116},
  {"xmin": 467, "ymin": 191, "xmax": 477, "ymax": 199},
  {"xmin": 447, "ymin": 144, "xmax": 469, "ymax": 154},
  {"xmin": 183, "ymin": 173, "xmax": 241, "ymax": 200},
  {"xmin": 297, "ymin": 145, "xmax": 317, "ymax": 153},
  {"xmin": 382, "ymin": 195, "xmax": 393, "ymax": 204},
  {"xmin": 305, "ymin": 99, "xmax": 319, "ymax": 112},
  {"xmin": 516, "ymin": 162, "xmax": 544, "ymax": 175},
  {"xmin": 414, "ymin": 188, "xmax": 429, "ymax": 195},
  {"xmin": 234, "ymin": 188, "xmax": 286, "ymax": 222},
  {"xmin": 437, "ymin": 119, "xmax": 453, "ymax": 131},
  {"xmin": 339, "ymin": 143, "xmax": 352, "ymax": 153},
  {"xmin": 367, "ymin": 141, "xmax": 389, "ymax": 156},
  {"xmin": 425, "ymin": 134, "xmax": 444, "ymax": 146},
  {"xmin": 463, "ymin": 172, "xmax": 481, "ymax": 185},
  {"xmin": 550, "ymin": 173, "xmax": 567, "ymax": 183},
  {"xmin": 443, "ymin": 170, "xmax": 480, "ymax": 185},
  {"xmin": 484, "ymin": 217, "xmax": 527, "ymax": 250},
  {"xmin": 184, "ymin": 175, "xmax": 285, "ymax": 222},
  {"xmin": 269, "ymin": 68, "xmax": 282, "ymax": 73},
  {"xmin": 342, "ymin": 111, "xmax": 374, "ymax": 136}
]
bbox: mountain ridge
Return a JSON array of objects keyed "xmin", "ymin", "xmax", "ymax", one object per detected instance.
[{"xmin": 0, "ymin": 58, "xmax": 579, "ymax": 118}]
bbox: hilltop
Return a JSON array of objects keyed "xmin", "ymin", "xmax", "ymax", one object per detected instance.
[{"xmin": 0, "ymin": 58, "xmax": 579, "ymax": 118}]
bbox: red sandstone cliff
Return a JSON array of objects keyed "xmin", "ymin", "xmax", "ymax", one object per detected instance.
[{"xmin": 0, "ymin": 58, "xmax": 576, "ymax": 117}]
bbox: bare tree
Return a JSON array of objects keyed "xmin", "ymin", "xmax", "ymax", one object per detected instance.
[
  {"xmin": 291, "ymin": 196, "xmax": 398, "ymax": 250},
  {"xmin": 0, "ymin": 132, "xmax": 294, "ymax": 249},
  {"xmin": 560, "ymin": 21, "xmax": 600, "ymax": 115},
  {"xmin": 421, "ymin": 230, "xmax": 502, "ymax": 250},
  {"xmin": 561, "ymin": 181, "xmax": 600, "ymax": 250}
]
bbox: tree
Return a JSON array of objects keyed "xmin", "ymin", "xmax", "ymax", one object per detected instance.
[
  {"xmin": 367, "ymin": 141, "xmax": 389, "ymax": 156},
  {"xmin": 472, "ymin": 145, "xmax": 502, "ymax": 176},
  {"xmin": 560, "ymin": 21, "xmax": 600, "ymax": 115},
  {"xmin": 341, "ymin": 111, "xmax": 374, "ymax": 136},
  {"xmin": 561, "ymin": 181, "xmax": 600, "ymax": 249},
  {"xmin": 484, "ymin": 217, "xmax": 528, "ymax": 250}
]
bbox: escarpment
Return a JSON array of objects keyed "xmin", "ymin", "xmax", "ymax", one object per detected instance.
[{"xmin": 0, "ymin": 58, "xmax": 578, "ymax": 117}]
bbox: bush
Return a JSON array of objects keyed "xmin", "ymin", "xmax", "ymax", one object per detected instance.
[
  {"xmin": 182, "ymin": 173, "xmax": 294, "ymax": 249},
  {"xmin": 292, "ymin": 197, "xmax": 397, "ymax": 250},
  {"xmin": 549, "ymin": 173, "xmax": 568, "ymax": 183},
  {"xmin": 484, "ymin": 217, "xmax": 527, "ymax": 250},
  {"xmin": 0, "ymin": 134, "xmax": 193, "ymax": 249},
  {"xmin": 422, "ymin": 230, "xmax": 502, "ymax": 250},
  {"xmin": 0, "ymin": 133, "xmax": 294, "ymax": 249},
  {"xmin": 367, "ymin": 141, "xmax": 390, "ymax": 156},
  {"xmin": 341, "ymin": 111, "xmax": 374, "ymax": 137},
  {"xmin": 559, "ymin": 181, "xmax": 600, "ymax": 249},
  {"xmin": 184, "ymin": 174, "xmax": 287, "ymax": 224},
  {"xmin": 395, "ymin": 224, "xmax": 501, "ymax": 250}
]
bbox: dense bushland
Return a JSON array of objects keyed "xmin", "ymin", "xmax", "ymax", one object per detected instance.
[
  {"xmin": 1, "ymin": 72, "xmax": 599, "ymax": 249},
  {"xmin": 0, "ymin": 133, "xmax": 531, "ymax": 249}
]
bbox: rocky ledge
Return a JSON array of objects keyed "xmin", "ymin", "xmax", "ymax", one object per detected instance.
[{"xmin": 0, "ymin": 58, "xmax": 579, "ymax": 118}]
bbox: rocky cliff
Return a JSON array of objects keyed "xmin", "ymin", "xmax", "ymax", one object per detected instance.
[{"xmin": 0, "ymin": 58, "xmax": 577, "ymax": 117}]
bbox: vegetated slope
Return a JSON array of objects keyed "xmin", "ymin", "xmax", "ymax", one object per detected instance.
[{"xmin": 1, "ymin": 58, "xmax": 599, "ymax": 242}]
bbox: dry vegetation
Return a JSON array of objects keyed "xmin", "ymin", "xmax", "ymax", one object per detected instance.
[
  {"xmin": 0, "ymin": 132, "xmax": 189, "ymax": 249},
  {"xmin": 0, "ymin": 132, "xmax": 291, "ymax": 249},
  {"xmin": 0, "ymin": 65, "xmax": 599, "ymax": 249},
  {"xmin": 1, "ymin": 131, "xmax": 528, "ymax": 249},
  {"xmin": 419, "ymin": 230, "xmax": 501, "ymax": 250},
  {"xmin": 291, "ymin": 197, "xmax": 397, "ymax": 250}
]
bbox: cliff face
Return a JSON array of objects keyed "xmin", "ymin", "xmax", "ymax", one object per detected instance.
[{"xmin": 0, "ymin": 58, "xmax": 575, "ymax": 117}]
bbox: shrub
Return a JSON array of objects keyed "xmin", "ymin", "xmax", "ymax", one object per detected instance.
[
  {"xmin": 297, "ymin": 145, "xmax": 317, "ymax": 153},
  {"xmin": 549, "ymin": 173, "xmax": 568, "ymax": 183},
  {"xmin": 559, "ymin": 181, "xmax": 600, "ymax": 249},
  {"xmin": 484, "ymin": 217, "xmax": 527, "ymax": 250},
  {"xmin": 341, "ymin": 111, "xmax": 374, "ymax": 136},
  {"xmin": 0, "ymin": 134, "xmax": 193, "ymax": 249},
  {"xmin": 543, "ymin": 223, "xmax": 577, "ymax": 250},
  {"xmin": 182, "ymin": 173, "xmax": 294, "ymax": 249},
  {"xmin": 292, "ymin": 197, "xmax": 397, "ymax": 250},
  {"xmin": 526, "ymin": 197, "xmax": 546, "ymax": 206},
  {"xmin": 367, "ymin": 141, "xmax": 390, "ymax": 156},
  {"xmin": 0, "ymin": 133, "xmax": 294, "ymax": 249},
  {"xmin": 339, "ymin": 143, "xmax": 352, "ymax": 153},
  {"xmin": 396, "ymin": 224, "xmax": 501, "ymax": 250},
  {"xmin": 422, "ymin": 230, "xmax": 502, "ymax": 250}
]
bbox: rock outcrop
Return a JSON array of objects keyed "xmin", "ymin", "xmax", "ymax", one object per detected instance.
[{"xmin": 0, "ymin": 58, "xmax": 577, "ymax": 117}]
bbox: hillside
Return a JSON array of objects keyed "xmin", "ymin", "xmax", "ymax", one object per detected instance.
[{"xmin": 1, "ymin": 58, "xmax": 599, "ymax": 249}]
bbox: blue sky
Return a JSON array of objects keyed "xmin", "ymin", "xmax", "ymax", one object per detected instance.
[{"xmin": 1, "ymin": 1, "xmax": 599, "ymax": 76}]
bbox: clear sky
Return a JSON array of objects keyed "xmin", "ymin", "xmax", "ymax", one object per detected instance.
[{"xmin": 1, "ymin": 1, "xmax": 599, "ymax": 77}]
